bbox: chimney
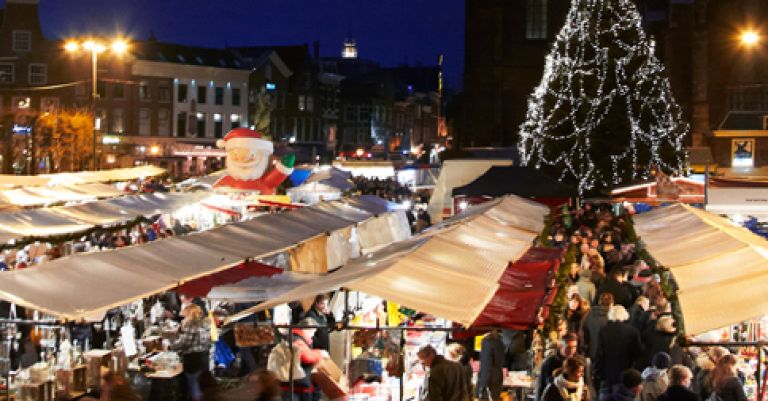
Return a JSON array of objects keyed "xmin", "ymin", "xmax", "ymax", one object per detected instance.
[{"xmin": 313, "ymin": 41, "xmax": 320, "ymax": 61}]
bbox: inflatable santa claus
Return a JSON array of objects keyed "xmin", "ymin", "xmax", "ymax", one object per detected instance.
[{"xmin": 212, "ymin": 128, "xmax": 294, "ymax": 194}]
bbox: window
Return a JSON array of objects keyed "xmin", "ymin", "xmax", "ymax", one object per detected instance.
[
  {"xmin": 96, "ymin": 81, "xmax": 106, "ymax": 98},
  {"xmin": 28, "ymin": 64, "xmax": 46, "ymax": 85},
  {"xmin": 232, "ymin": 88, "xmax": 241, "ymax": 106},
  {"xmin": 158, "ymin": 83, "xmax": 170, "ymax": 102},
  {"xmin": 526, "ymin": 0, "xmax": 548, "ymax": 40},
  {"xmin": 112, "ymin": 83, "xmax": 125, "ymax": 99},
  {"xmin": 359, "ymin": 107, "xmax": 371, "ymax": 121},
  {"xmin": 196, "ymin": 113, "xmax": 206, "ymax": 138},
  {"xmin": 95, "ymin": 109, "xmax": 105, "ymax": 130},
  {"xmin": 177, "ymin": 83, "xmax": 188, "ymax": 102},
  {"xmin": 197, "ymin": 86, "xmax": 207, "ymax": 104},
  {"xmin": 0, "ymin": 63, "xmax": 14, "ymax": 83},
  {"xmin": 177, "ymin": 112, "xmax": 187, "ymax": 137},
  {"xmin": 139, "ymin": 81, "xmax": 151, "ymax": 101},
  {"xmin": 345, "ymin": 106, "xmax": 356, "ymax": 122},
  {"xmin": 214, "ymin": 114, "xmax": 223, "ymax": 138},
  {"xmin": 139, "ymin": 108, "xmax": 150, "ymax": 136},
  {"xmin": 298, "ymin": 95, "xmax": 306, "ymax": 111},
  {"xmin": 112, "ymin": 109, "xmax": 124, "ymax": 133},
  {"xmin": 230, "ymin": 114, "xmax": 240, "ymax": 129},
  {"xmin": 307, "ymin": 96, "xmax": 314, "ymax": 112},
  {"xmin": 12, "ymin": 31, "xmax": 31, "ymax": 52},
  {"xmin": 215, "ymin": 87, "xmax": 224, "ymax": 105},
  {"xmin": 158, "ymin": 109, "xmax": 170, "ymax": 136}
]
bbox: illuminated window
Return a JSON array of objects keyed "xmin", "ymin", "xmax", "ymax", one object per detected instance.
[
  {"xmin": 28, "ymin": 64, "xmax": 46, "ymax": 85},
  {"xmin": 12, "ymin": 31, "xmax": 31, "ymax": 52},
  {"xmin": 298, "ymin": 95, "xmax": 306, "ymax": 111},
  {"xmin": 196, "ymin": 112, "xmax": 206, "ymax": 138},
  {"xmin": 139, "ymin": 108, "xmax": 150, "ymax": 136},
  {"xmin": 214, "ymin": 114, "xmax": 223, "ymax": 138},
  {"xmin": 526, "ymin": 0, "xmax": 548, "ymax": 40},
  {"xmin": 112, "ymin": 109, "xmax": 124, "ymax": 133},
  {"xmin": 0, "ymin": 63, "xmax": 15, "ymax": 84},
  {"xmin": 139, "ymin": 81, "xmax": 151, "ymax": 101},
  {"xmin": 230, "ymin": 114, "xmax": 240, "ymax": 129}
]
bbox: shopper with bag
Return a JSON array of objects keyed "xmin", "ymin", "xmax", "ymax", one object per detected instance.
[
  {"xmin": 171, "ymin": 304, "xmax": 211, "ymax": 401},
  {"xmin": 273, "ymin": 317, "xmax": 328, "ymax": 401}
]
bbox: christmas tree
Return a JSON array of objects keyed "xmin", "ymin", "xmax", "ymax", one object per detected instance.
[{"xmin": 518, "ymin": 0, "xmax": 688, "ymax": 195}]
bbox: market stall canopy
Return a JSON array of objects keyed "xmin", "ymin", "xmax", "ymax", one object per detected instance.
[
  {"xmin": 0, "ymin": 210, "xmax": 94, "ymax": 245},
  {"xmin": 634, "ymin": 203, "xmax": 768, "ymax": 334},
  {"xmin": 0, "ymin": 183, "xmax": 124, "ymax": 208},
  {"xmin": 305, "ymin": 167, "xmax": 354, "ymax": 191},
  {"xmin": 206, "ymin": 270, "xmax": 316, "ymax": 302},
  {"xmin": 0, "ymin": 166, "xmax": 165, "ymax": 188},
  {"xmin": 226, "ymin": 195, "xmax": 550, "ymax": 326},
  {"xmin": 0, "ymin": 199, "xmax": 394, "ymax": 320},
  {"xmin": 175, "ymin": 261, "xmax": 282, "ymax": 298},
  {"xmin": 452, "ymin": 166, "xmax": 575, "ymax": 200}
]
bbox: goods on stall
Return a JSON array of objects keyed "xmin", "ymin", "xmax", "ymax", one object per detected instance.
[
  {"xmin": 353, "ymin": 329, "xmax": 379, "ymax": 349},
  {"xmin": 234, "ymin": 324, "xmax": 275, "ymax": 347},
  {"xmin": 267, "ymin": 341, "xmax": 305, "ymax": 382},
  {"xmin": 312, "ymin": 357, "xmax": 348, "ymax": 399}
]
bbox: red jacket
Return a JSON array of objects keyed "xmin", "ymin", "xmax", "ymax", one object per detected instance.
[{"xmin": 212, "ymin": 164, "xmax": 291, "ymax": 194}]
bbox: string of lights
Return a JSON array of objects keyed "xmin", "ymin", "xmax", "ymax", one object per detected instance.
[{"xmin": 518, "ymin": 0, "xmax": 688, "ymax": 195}]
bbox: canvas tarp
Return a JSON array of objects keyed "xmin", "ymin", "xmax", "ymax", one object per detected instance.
[
  {"xmin": 0, "ymin": 199, "xmax": 396, "ymax": 320},
  {"xmin": 0, "ymin": 183, "xmax": 124, "ymax": 208},
  {"xmin": 0, "ymin": 166, "xmax": 165, "ymax": 188},
  {"xmin": 226, "ymin": 195, "xmax": 549, "ymax": 326},
  {"xmin": 634, "ymin": 203, "xmax": 768, "ymax": 334}
]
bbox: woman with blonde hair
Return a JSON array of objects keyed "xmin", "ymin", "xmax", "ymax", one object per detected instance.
[
  {"xmin": 710, "ymin": 354, "xmax": 747, "ymax": 401},
  {"xmin": 171, "ymin": 303, "xmax": 211, "ymax": 401},
  {"xmin": 446, "ymin": 343, "xmax": 473, "ymax": 400}
]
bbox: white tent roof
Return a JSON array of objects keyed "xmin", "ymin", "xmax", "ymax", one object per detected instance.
[
  {"xmin": 634, "ymin": 203, "xmax": 768, "ymax": 334},
  {"xmin": 0, "ymin": 166, "xmax": 165, "ymax": 188},
  {"xmin": 207, "ymin": 271, "xmax": 316, "ymax": 302},
  {"xmin": 226, "ymin": 195, "xmax": 549, "ymax": 326},
  {"xmin": 0, "ymin": 183, "xmax": 124, "ymax": 208},
  {"xmin": 0, "ymin": 201, "xmax": 383, "ymax": 320}
]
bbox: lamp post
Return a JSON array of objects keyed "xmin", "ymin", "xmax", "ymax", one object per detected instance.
[{"xmin": 64, "ymin": 37, "xmax": 129, "ymax": 170}]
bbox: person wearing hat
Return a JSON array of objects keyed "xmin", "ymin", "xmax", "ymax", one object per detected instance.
[
  {"xmin": 640, "ymin": 352, "xmax": 671, "ymax": 401},
  {"xmin": 213, "ymin": 128, "xmax": 295, "ymax": 193},
  {"xmin": 600, "ymin": 369, "xmax": 643, "ymax": 401}
]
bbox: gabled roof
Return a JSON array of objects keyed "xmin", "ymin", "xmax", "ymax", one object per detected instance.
[{"xmin": 133, "ymin": 40, "xmax": 246, "ymax": 69}]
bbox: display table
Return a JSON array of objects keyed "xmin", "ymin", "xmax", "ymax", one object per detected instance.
[
  {"xmin": 503, "ymin": 372, "xmax": 533, "ymax": 401},
  {"xmin": 146, "ymin": 366, "xmax": 183, "ymax": 401}
]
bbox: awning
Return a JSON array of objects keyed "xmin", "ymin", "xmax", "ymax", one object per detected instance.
[
  {"xmin": 207, "ymin": 271, "xmax": 316, "ymax": 302},
  {"xmin": 0, "ymin": 198, "xmax": 393, "ymax": 320},
  {"xmin": 0, "ymin": 166, "xmax": 166, "ymax": 188},
  {"xmin": 0, "ymin": 183, "xmax": 124, "ymax": 208},
  {"xmin": 175, "ymin": 261, "xmax": 282, "ymax": 298},
  {"xmin": 452, "ymin": 166, "xmax": 575, "ymax": 199},
  {"xmin": 226, "ymin": 195, "xmax": 549, "ymax": 326},
  {"xmin": 634, "ymin": 203, "xmax": 768, "ymax": 334}
]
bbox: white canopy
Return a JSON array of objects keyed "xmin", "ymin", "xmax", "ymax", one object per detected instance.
[
  {"xmin": 226, "ymin": 195, "xmax": 549, "ymax": 326},
  {"xmin": 0, "ymin": 183, "xmax": 124, "ymax": 208},
  {"xmin": 0, "ymin": 166, "xmax": 165, "ymax": 188},
  {"xmin": 634, "ymin": 203, "xmax": 768, "ymax": 334},
  {"xmin": 0, "ymin": 199, "xmax": 394, "ymax": 320}
]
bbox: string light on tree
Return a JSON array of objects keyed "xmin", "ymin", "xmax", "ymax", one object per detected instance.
[{"xmin": 517, "ymin": 0, "xmax": 688, "ymax": 195}]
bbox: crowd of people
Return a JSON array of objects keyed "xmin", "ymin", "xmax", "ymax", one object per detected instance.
[
  {"xmin": 537, "ymin": 203, "xmax": 749, "ymax": 401},
  {"xmin": 351, "ymin": 176, "xmax": 412, "ymax": 202}
]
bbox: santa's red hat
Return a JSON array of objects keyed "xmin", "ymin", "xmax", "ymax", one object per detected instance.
[{"xmin": 216, "ymin": 128, "xmax": 273, "ymax": 153}]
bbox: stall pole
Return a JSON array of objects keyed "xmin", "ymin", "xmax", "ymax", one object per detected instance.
[
  {"xmin": 289, "ymin": 326, "xmax": 295, "ymax": 398},
  {"xmin": 759, "ymin": 346, "xmax": 763, "ymax": 401},
  {"xmin": 399, "ymin": 327, "xmax": 405, "ymax": 401}
]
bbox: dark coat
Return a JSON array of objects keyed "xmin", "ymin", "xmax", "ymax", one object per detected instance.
[
  {"xmin": 600, "ymin": 384, "xmax": 638, "ymax": 401},
  {"xmin": 641, "ymin": 330, "xmax": 675, "ymax": 369},
  {"xmin": 596, "ymin": 278, "xmax": 633, "ymax": 309},
  {"xmin": 582, "ymin": 306, "xmax": 610, "ymax": 360},
  {"xmin": 537, "ymin": 354, "xmax": 565, "ymax": 401},
  {"xmin": 658, "ymin": 385, "xmax": 699, "ymax": 401},
  {"xmin": 594, "ymin": 321, "xmax": 643, "ymax": 386},
  {"xmin": 421, "ymin": 355, "xmax": 471, "ymax": 401},
  {"xmin": 716, "ymin": 377, "xmax": 748, "ymax": 401},
  {"xmin": 628, "ymin": 305, "xmax": 650, "ymax": 334},
  {"xmin": 477, "ymin": 332, "xmax": 505, "ymax": 399},
  {"xmin": 302, "ymin": 307, "xmax": 335, "ymax": 352}
]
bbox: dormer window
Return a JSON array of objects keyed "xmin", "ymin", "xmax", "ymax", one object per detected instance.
[{"xmin": 12, "ymin": 31, "xmax": 31, "ymax": 52}]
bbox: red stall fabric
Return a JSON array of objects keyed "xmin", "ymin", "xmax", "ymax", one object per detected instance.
[
  {"xmin": 470, "ymin": 247, "xmax": 561, "ymax": 329},
  {"xmin": 176, "ymin": 261, "xmax": 282, "ymax": 298}
]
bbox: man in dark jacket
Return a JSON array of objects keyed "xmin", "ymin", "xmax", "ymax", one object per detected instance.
[
  {"xmin": 301, "ymin": 294, "xmax": 336, "ymax": 352},
  {"xmin": 658, "ymin": 365, "xmax": 699, "ymax": 401},
  {"xmin": 594, "ymin": 305, "xmax": 643, "ymax": 397},
  {"xmin": 537, "ymin": 333, "xmax": 579, "ymax": 400},
  {"xmin": 582, "ymin": 293, "xmax": 613, "ymax": 361},
  {"xmin": 601, "ymin": 369, "xmax": 643, "ymax": 401},
  {"xmin": 477, "ymin": 330, "xmax": 505, "ymax": 400},
  {"xmin": 418, "ymin": 344, "xmax": 470, "ymax": 401},
  {"xmin": 596, "ymin": 268, "xmax": 633, "ymax": 310}
]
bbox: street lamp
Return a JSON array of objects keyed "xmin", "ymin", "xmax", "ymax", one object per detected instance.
[
  {"xmin": 740, "ymin": 29, "xmax": 761, "ymax": 47},
  {"xmin": 64, "ymin": 37, "xmax": 129, "ymax": 170}
]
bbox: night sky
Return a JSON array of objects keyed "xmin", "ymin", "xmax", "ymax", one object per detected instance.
[{"xmin": 32, "ymin": 0, "xmax": 465, "ymax": 89}]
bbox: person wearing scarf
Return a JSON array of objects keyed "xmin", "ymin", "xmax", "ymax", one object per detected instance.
[{"xmin": 542, "ymin": 356, "xmax": 589, "ymax": 401}]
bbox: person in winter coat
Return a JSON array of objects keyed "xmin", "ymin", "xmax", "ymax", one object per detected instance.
[
  {"xmin": 628, "ymin": 296, "xmax": 650, "ymax": 335},
  {"xmin": 417, "ymin": 344, "xmax": 471, "ymax": 401},
  {"xmin": 594, "ymin": 305, "xmax": 643, "ymax": 398},
  {"xmin": 170, "ymin": 304, "xmax": 211, "ymax": 401},
  {"xmin": 281, "ymin": 318, "xmax": 328, "ymax": 401},
  {"xmin": 641, "ymin": 316, "xmax": 677, "ymax": 369},
  {"xmin": 658, "ymin": 365, "xmax": 699, "ymax": 401},
  {"xmin": 595, "ymin": 269, "xmax": 633, "ymax": 310},
  {"xmin": 600, "ymin": 369, "xmax": 643, "ymax": 401},
  {"xmin": 537, "ymin": 333, "xmax": 580, "ymax": 401},
  {"xmin": 640, "ymin": 352, "xmax": 671, "ymax": 401},
  {"xmin": 300, "ymin": 294, "xmax": 336, "ymax": 352},
  {"xmin": 541, "ymin": 356, "xmax": 588, "ymax": 401},
  {"xmin": 576, "ymin": 269, "xmax": 596, "ymax": 305},
  {"xmin": 582, "ymin": 293, "xmax": 613, "ymax": 362},
  {"xmin": 710, "ymin": 354, "xmax": 748, "ymax": 401},
  {"xmin": 477, "ymin": 330, "xmax": 505, "ymax": 400},
  {"xmin": 564, "ymin": 294, "xmax": 589, "ymax": 336},
  {"xmin": 446, "ymin": 343, "xmax": 473, "ymax": 401},
  {"xmin": 693, "ymin": 347, "xmax": 729, "ymax": 401}
]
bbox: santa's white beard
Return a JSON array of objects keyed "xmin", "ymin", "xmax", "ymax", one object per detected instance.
[{"xmin": 227, "ymin": 158, "xmax": 269, "ymax": 180}]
